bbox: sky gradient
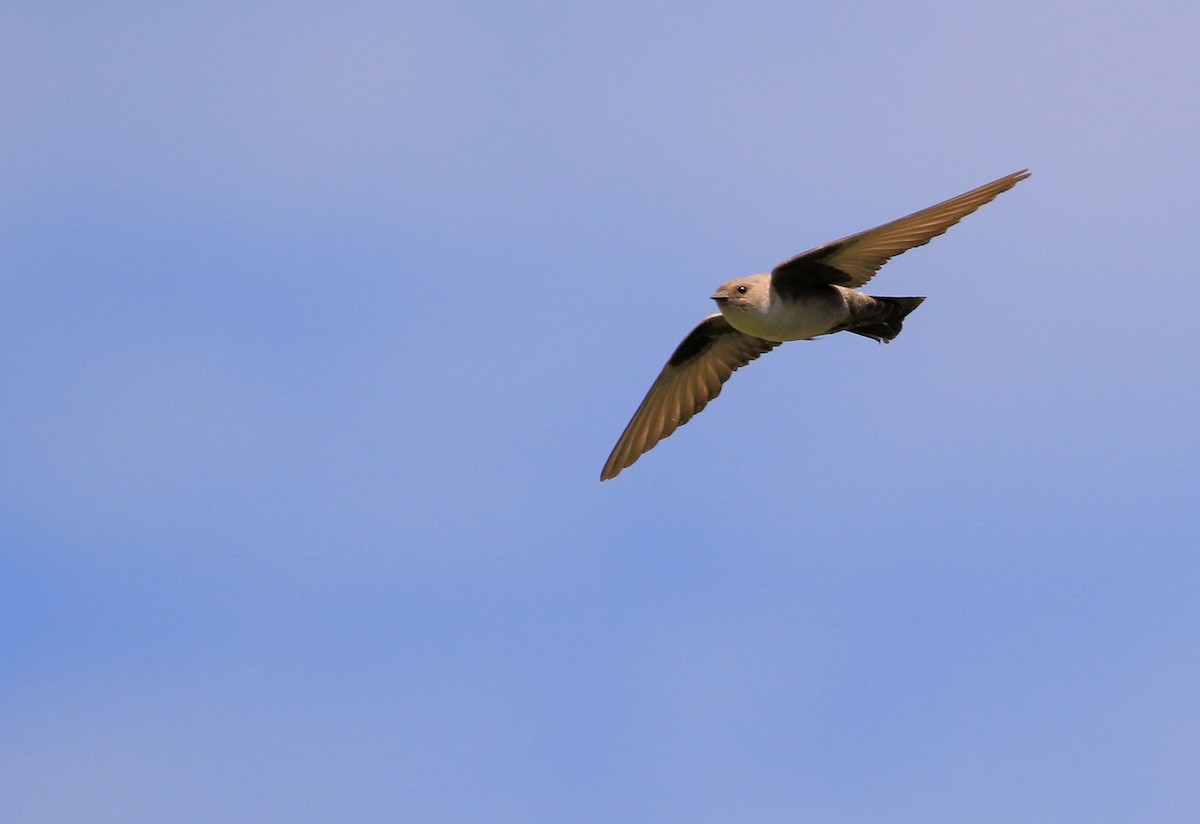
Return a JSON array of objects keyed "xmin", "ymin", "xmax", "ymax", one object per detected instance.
[{"xmin": 3, "ymin": 2, "xmax": 1198, "ymax": 822}]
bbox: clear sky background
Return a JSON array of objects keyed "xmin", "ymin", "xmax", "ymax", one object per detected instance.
[{"xmin": 2, "ymin": 2, "xmax": 1198, "ymax": 822}]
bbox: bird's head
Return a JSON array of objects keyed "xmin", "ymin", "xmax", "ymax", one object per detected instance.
[{"xmin": 711, "ymin": 276, "xmax": 770, "ymax": 316}]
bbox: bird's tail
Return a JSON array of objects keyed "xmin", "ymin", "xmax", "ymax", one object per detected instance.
[{"xmin": 846, "ymin": 296, "xmax": 926, "ymax": 342}]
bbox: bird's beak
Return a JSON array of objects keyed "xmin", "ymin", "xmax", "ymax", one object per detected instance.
[{"xmin": 711, "ymin": 293, "xmax": 728, "ymax": 303}]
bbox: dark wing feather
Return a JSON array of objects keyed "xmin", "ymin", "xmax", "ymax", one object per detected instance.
[
  {"xmin": 770, "ymin": 169, "xmax": 1030, "ymax": 291},
  {"xmin": 600, "ymin": 315, "xmax": 777, "ymax": 480}
]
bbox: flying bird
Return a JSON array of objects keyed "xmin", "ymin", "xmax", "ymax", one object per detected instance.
[{"xmin": 600, "ymin": 169, "xmax": 1030, "ymax": 481}]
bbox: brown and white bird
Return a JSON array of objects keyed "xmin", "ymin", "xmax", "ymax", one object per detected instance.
[{"xmin": 600, "ymin": 169, "xmax": 1030, "ymax": 481}]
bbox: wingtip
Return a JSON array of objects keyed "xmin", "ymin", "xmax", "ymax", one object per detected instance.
[{"xmin": 599, "ymin": 456, "xmax": 624, "ymax": 481}]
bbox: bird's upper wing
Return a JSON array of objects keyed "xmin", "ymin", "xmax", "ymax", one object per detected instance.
[
  {"xmin": 769, "ymin": 169, "xmax": 1030, "ymax": 291},
  {"xmin": 601, "ymin": 314, "xmax": 777, "ymax": 481}
]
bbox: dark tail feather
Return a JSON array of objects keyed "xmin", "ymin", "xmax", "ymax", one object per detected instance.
[{"xmin": 847, "ymin": 296, "xmax": 926, "ymax": 342}]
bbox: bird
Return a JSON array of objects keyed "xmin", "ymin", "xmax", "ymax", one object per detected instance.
[{"xmin": 600, "ymin": 169, "xmax": 1030, "ymax": 481}]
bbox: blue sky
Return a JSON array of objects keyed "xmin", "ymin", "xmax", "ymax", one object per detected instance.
[{"xmin": 2, "ymin": 2, "xmax": 1198, "ymax": 821}]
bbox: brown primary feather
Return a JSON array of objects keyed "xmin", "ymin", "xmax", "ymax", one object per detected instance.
[
  {"xmin": 770, "ymin": 169, "xmax": 1030, "ymax": 291},
  {"xmin": 600, "ymin": 315, "xmax": 777, "ymax": 480}
]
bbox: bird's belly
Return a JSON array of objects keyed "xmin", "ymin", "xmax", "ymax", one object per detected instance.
[{"xmin": 723, "ymin": 298, "xmax": 846, "ymax": 342}]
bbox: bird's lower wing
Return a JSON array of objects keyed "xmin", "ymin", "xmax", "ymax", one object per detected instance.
[{"xmin": 601, "ymin": 315, "xmax": 778, "ymax": 480}]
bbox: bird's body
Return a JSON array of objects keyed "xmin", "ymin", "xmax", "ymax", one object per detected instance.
[
  {"xmin": 711, "ymin": 278, "xmax": 920, "ymax": 343},
  {"xmin": 600, "ymin": 169, "xmax": 1030, "ymax": 481},
  {"xmin": 712, "ymin": 277, "xmax": 842, "ymax": 341}
]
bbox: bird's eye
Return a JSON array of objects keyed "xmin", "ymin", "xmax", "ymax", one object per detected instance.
[{"xmin": 736, "ymin": 285, "xmax": 748, "ymax": 294}]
